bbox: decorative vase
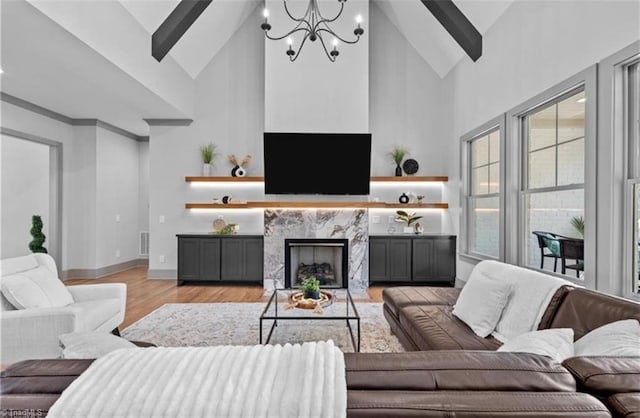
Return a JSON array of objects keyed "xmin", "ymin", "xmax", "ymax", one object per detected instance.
[
  {"xmin": 231, "ymin": 165, "xmax": 246, "ymax": 177},
  {"xmin": 202, "ymin": 163, "xmax": 211, "ymax": 176},
  {"xmin": 413, "ymin": 222, "xmax": 424, "ymax": 234},
  {"xmin": 395, "ymin": 165, "xmax": 402, "ymax": 176},
  {"xmin": 398, "ymin": 193, "xmax": 409, "ymax": 204},
  {"xmin": 403, "ymin": 227, "xmax": 414, "ymax": 234},
  {"xmin": 304, "ymin": 290, "xmax": 320, "ymax": 300}
]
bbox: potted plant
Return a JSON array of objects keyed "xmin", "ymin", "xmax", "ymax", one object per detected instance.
[
  {"xmin": 570, "ymin": 215, "xmax": 584, "ymax": 238},
  {"xmin": 29, "ymin": 215, "xmax": 48, "ymax": 254},
  {"xmin": 389, "ymin": 146, "xmax": 409, "ymax": 176},
  {"xmin": 300, "ymin": 277, "xmax": 320, "ymax": 300},
  {"xmin": 200, "ymin": 143, "xmax": 218, "ymax": 176},
  {"xmin": 396, "ymin": 210, "xmax": 422, "ymax": 234}
]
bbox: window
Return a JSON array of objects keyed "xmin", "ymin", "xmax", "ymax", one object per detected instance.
[
  {"xmin": 462, "ymin": 117, "xmax": 504, "ymax": 260},
  {"xmin": 626, "ymin": 60, "xmax": 640, "ymax": 293},
  {"xmin": 521, "ymin": 89, "xmax": 586, "ymax": 277}
]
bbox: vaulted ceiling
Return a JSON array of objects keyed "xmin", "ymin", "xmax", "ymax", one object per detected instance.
[{"xmin": 1, "ymin": 0, "xmax": 513, "ymax": 135}]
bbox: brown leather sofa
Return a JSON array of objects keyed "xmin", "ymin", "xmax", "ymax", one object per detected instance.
[
  {"xmin": 383, "ymin": 285, "xmax": 640, "ymax": 351},
  {"xmin": 345, "ymin": 350, "xmax": 613, "ymax": 417},
  {"xmin": 380, "ymin": 285, "xmax": 640, "ymax": 417},
  {"xmin": 0, "ymin": 354, "xmax": 622, "ymax": 418}
]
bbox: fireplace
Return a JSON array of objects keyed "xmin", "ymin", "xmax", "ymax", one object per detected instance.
[{"xmin": 284, "ymin": 239, "xmax": 349, "ymax": 289}]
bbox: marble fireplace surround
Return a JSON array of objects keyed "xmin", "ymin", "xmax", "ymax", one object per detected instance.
[{"xmin": 263, "ymin": 209, "xmax": 369, "ymax": 296}]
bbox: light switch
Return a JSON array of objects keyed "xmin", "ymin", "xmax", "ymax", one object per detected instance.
[
  {"xmin": 372, "ymin": 215, "xmax": 380, "ymax": 224},
  {"xmin": 159, "ymin": 255, "xmax": 165, "ymax": 263},
  {"xmin": 159, "ymin": 215, "xmax": 165, "ymax": 224},
  {"xmin": 388, "ymin": 215, "xmax": 395, "ymax": 224}
]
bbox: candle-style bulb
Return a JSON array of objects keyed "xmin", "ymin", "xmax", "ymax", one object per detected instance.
[
  {"xmin": 287, "ymin": 37, "xmax": 294, "ymax": 46},
  {"xmin": 332, "ymin": 38, "xmax": 339, "ymax": 48},
  {"xmin": 263, "ymin": 8, "xmax": 269, "ymax": 18},
  {"xmin": 355, "ymin": 14, "xmax": 363, "ymax": 24}
]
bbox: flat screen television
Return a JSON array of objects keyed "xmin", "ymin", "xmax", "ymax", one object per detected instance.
[{"xmin": 264, "ymin": 132, "xmax": 371, "ymax": 195}]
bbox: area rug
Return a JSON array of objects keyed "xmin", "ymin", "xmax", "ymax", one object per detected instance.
[{"xmin": 122, "ymin": 303, "xmax": 404, "ymax": 353}]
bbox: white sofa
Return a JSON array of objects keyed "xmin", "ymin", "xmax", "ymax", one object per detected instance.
[{"xmin": 0, "ymin": 253, "xmax": 126, "ymax": 364}]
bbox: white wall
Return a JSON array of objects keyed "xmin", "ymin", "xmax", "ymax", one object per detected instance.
[
  {"xmin": 264, "ymin": 0, "xmax": 369, "ymax": 133},
  {"xmin": 0, "ymin": 101, "xmax": 144, "ymax": 273},
  {"xmin": 148, "ymin": 9, "xmax": 266, "ymax": 275},
  {"xmin": 368, "ymin": 2, "xmax": 447, "ymax": 235},
  {"xmin": 138, "ymin": 141, "xmax": 149, "ymax": 233},
  {"xmin": 445, "ymin": 0, "xmax": 640, "ymax": 283},
  {"xmin": 0, "ymin": 135, "xmax": 50, "ymax": 258},
  {"xmin": 95, "ymin": 127, "xmax": 141, "ymax": 267}
]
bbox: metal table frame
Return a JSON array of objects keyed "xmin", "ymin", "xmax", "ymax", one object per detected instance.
[{"xmin": 259, "ymin": 289, "xmax": 361, "ymax": 352}]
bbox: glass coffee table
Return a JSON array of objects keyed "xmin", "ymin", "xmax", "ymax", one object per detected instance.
[{"xmin": 260, "ymin": 289, "xmax": 361, "ymax": 352}]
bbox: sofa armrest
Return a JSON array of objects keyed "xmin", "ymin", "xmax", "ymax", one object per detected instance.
[
  {"xmin": 562, "ymin": 356, "xmax": 640, "ymax": 396},
  {"xmin": 345, "ymin": 350, "xmax": 576, "ymax": 392},
  {"xmin": 66, "ymin": 283, "xmax": 126, "ymax": 316},
  {"xmin": 1, "ymin": 308, "xmax": 82, "ymax": 365}
]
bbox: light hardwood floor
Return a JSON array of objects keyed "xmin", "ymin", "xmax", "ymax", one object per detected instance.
[{"xmin": 66, "ymin": 267, "xmax": 385, "ymax": 329}]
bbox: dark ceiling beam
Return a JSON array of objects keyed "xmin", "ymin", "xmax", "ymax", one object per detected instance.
[
  {"xmin": 152, "ymin": 0, "xmax": 213, "ymax": 62},
  {"xmin": 420, "ymin": 0, "xmax": 482, "ymax": 62}
]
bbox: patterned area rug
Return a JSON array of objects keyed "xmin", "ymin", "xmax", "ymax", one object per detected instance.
[{"xmin": 122, "ymin": 303, "xmax": 404, "ymax": 353}]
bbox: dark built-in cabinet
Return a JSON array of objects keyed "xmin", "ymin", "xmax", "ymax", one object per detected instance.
[
  {"xmin": 369, "ymin": 235, "xmax": 456, "ymax": 285},
  {"xmin": 177, "ymin": 235, "xmax": 263, "ymax": 285}
]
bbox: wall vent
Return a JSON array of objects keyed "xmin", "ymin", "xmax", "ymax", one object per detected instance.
[{"xmin": 139, "ymin": 231, "xmax": 149, "ymax": 257}]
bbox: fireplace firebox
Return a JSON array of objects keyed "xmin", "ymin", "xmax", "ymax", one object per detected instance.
[{"xmin": 284, "ymin": 238, "xmax": 349, "ymax": 289}]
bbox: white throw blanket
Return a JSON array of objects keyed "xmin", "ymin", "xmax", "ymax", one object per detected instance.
[
  {"xmin": 48, "ymin": 340, "xmax": 346, "ymax": 418},
  {"xmin": 470, "ymin": 261, "xmax": 573, "ymax": 343}
]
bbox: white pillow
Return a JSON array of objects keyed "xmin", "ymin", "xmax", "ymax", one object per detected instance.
[
  {"xmin": 574, "ymin": 319, "xmax": 640, "ymax": 357},
  {"xmin": 60, "ymin": 331, "xmax": 137, "ymax": 359},
  {"xmin": 1, "ymin": 267, "xmax": 73, "ymax": 309},
  {"xmin": 498, "ymin": 328, "xmax": 575, "ymax": 362},
  {"xmin": 453, "ymin": 273, "xmax": 513, "ymax": 338}
]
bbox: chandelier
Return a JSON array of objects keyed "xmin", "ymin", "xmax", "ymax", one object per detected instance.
[{"xmin": 260, "ymin": 0, "xmax": 365, "ymax": 62}]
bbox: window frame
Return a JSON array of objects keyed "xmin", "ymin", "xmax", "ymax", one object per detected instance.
[
  {"xmin": 505, "ymin": 66, "xmax": 597, "ymax": 289},
  {"xmin": 460, "ymin": 115, "xmax": 506, "ymax": 262},
  {"xmin": 598, "ymin": 41, "xmax": 640, "ymax": 299},
  {"xmin": 623, "ymin": 57, "xmax": 640, "ymax": 296}
]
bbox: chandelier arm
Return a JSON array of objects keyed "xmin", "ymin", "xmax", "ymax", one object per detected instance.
[
  {"xmin": 314, "ymin": 0, "xmax": 344, "ymax": 25},
  {"xmin": 290, "ymin": 32, "xmax": 311, "ymax": 62},
  {"xmin": 316, "ymin": 28, "xmax": 360, "ymax": 45},
  {"xmin": 318, "ymin": 33, "xmax": 337, "ymax": 63},
  {"xmin": 283, "ymin": 0, "xmax": 312, "ymax": 23},
  {"xmin": 264, "ymin": 26, "xmax": 310, "ymax": 42}
]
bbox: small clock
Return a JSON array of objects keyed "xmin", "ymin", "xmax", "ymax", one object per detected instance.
[{"xmin": 402, "ymin": 159, "xmax": 419, "ymax": 175}]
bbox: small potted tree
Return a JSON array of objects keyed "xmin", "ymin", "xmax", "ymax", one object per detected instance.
[
  {"xmin": 199, "ymin": 143, "xmax": 218, "ymax": 176},
  {"xmin": 29, "ymin": 215, "xmax": 48, "ymax": 254},
  {"xmin": 395, "ymin": 210, "xmax": 422, "ymax": 234},
  {"xmin": 389, "ymin": 146, "xmax": 409, "ymax": 176},
  {"xmin": 300, "ymin": 276, "xmax": 320, "ymax": 300}
]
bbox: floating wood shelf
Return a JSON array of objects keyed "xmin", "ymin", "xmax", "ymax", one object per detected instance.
[
  {"xmin": 369, "ymin": 176, "xmax": 448, "ymax": 182},
  {"xmin": 185, "ymin": 176, "xmax": 264, "ymax": 182},
  {"xmin": 185, "ymin": 176, "xmax": 448, "ymax": 183},
  {"xmin": 186, "ymin": 202, "xmax": 448, "ymax": 210}
]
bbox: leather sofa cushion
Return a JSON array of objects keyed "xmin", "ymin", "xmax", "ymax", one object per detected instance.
[
  {"xmin": 548, "ymin": 288, "xmax": 640, "ymax": 340},
  {"xmin": 606, "ymin": 393, "xmax": 640, "ymax": 418},
  {"xmin": 562, "ymin": 356, "xmax": 640, "ymax": 396},
  {"xmin": 345, "ymin": 351, "xmax": 576, "ymax": 392},
  {"xmin": 537, "ymin": 285, "xmax": 574, "ymax": 329},
  {"xmin": 347, "ymin": 391, "xmax": 610, "ymax": 417},
  {"xmin": 399, "ymin": 305, "xmax": 502, "ymax": 350},
  {"xmin": 383, "ymin": 287, "xmax": 461, "ymax": 318},
  {"xmin": 1, "ymin": 359, "xmax": 94, "ymax": 379},
  {"xmin": 0, "ymin": 394, "xmax": 61, "ymax": 416}
]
